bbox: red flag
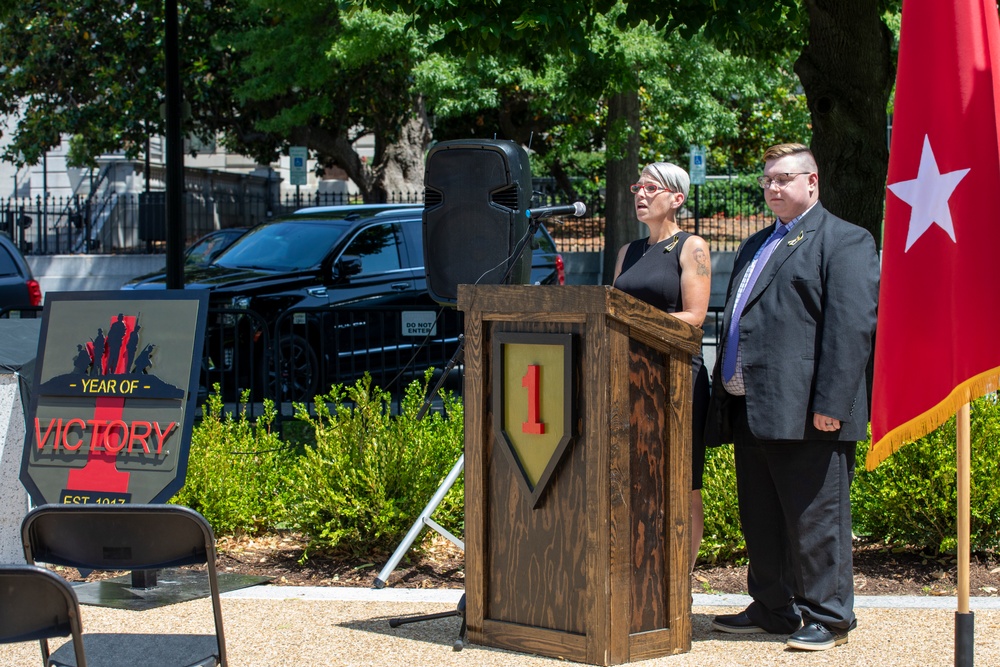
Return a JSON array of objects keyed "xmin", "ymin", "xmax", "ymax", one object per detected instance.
[{"xmin": 870, "ymin": 0, "xmax": 1000, "ymax": 468}]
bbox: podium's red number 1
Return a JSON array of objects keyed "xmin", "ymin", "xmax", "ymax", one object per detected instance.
[{"xmin": 521, "ymin": 364, "xmax": 545, "ymax": 434}]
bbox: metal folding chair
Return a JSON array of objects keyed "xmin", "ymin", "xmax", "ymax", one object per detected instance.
[
  {"xmin": 22, "ymin": 504, "xmax": 227, "ymax": 667},
  {"xmin": 0, "ymin": 564, "xmax": 88, "ymax": 667}
]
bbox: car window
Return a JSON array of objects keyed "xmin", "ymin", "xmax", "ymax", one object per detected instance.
[
  {"xmin": 215, "ymin": 222, "xmax": 347, "ymax": 271},
  {"xmin": 0, "ymin": 245, "xmax": 19, "ymax": 276},
  {"xmin": 402, "ymin": 219, "xmax": 424, "ymax": 268},
  {"xmin": 186, "ymin": 230, "xmax": 243, "ymax": 267},
  {"xmin": 533, "ymin": 226, "xmax": 556, "ymax": 253},
  {"xmin": 344, "ymin": 223, "xmax": 402, "ymax": 274}
]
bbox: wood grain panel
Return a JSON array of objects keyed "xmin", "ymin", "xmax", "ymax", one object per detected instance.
[
  {"xmin": 629, "ymin": 630, "xmax": 688, "ymax": 661},
  {"xmin": 482, "ymin": 312, "xmax": 587, "ymax": 324},
  {"xmin": 463, "ymin": 306, "xmax": 486, "ymax": 640},
  {"xmin": 458, "ymin": 285, "xmax": 701, "ymax": 356},
  {"xmin": 485, "ymin": 320, "xmax": 587, "ymax": 634},
  {"xmin": 482, "ymin": 619, "xmax": 589, "ymax": 664},
  {"xmin": 628, "ymin": 338, "xmax": 669, "ymax": 633},
  {"xmin": 666, "ymin": 354, "xmax": 692, "ymax": 650},
  {"xmin": 605, "ymin": 316, "xmax": 632, "ymax": 664}
]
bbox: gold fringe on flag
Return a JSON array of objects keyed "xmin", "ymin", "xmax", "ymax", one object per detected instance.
[{"xmin": 867, "ymin": 366, "xmax": 1000, "ymax": 470}]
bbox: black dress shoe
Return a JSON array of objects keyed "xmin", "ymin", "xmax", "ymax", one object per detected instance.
[
  {"xmin": 711, "ymin": 610, "xmax": 765, "ymax": 634},
  {"xmin": 786, "ymin": 619, "xmax": 857, "ymax": 651}
]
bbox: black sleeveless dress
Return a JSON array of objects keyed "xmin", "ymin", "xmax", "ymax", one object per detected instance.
[{"xmin": 614, "ymin": 232, "xmax": 710, "ymax": 490}]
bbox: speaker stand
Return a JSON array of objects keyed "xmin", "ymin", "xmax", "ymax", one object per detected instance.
[
  {"xmin": 380, "ymin": 216, "xmax": 546, "ymax": 650},
  {"xmin": 379, "ymin": 339, "xmax": 468, "ymax": 648},
  {"xmin": 390, "ymin": 593, "xmax": 467, "ymax": 652}
]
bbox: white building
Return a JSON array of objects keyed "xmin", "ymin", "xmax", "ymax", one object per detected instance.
[{"xmin": 0, "ymin": 119, "xmax": 374, "ymax": 253}]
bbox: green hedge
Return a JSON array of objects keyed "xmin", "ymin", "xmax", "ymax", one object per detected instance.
[
  {"xmin": 699, "ymin": 445, "xmax": 745, "ymax": 563},
  {"xmin": 178, "ymin": 380, "xmax": 1000, "ymax": 562},
  {"xmin": 281, "ymin": 375, "xmax": 464, "ymax": 558},
  {"xmin": 852, "ymin": 396, "xmax": 1000, "ymax": 554},
  {"xmin": 698, "ymin": 395, "xmax": 1000, "ymax": 563},
  {"xmin": 172, "ymin": 388, "xmax": 292, "ymax": 535},
  {"xmin": 176, "ymin": 373, "xmax": 464, "ymax": 558}
]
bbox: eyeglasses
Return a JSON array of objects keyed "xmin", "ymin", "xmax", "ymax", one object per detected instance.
[
  {"xmin": 757, "ymin": 172, "xmax": 811, "ymax": 189},
  {"xmin": 630, "ymin": 183, "xmax": 674, "ymax": 195}
]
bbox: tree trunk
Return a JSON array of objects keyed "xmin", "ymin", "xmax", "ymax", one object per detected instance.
[
  {"xmin": 602, "ymin": 87, "xmax": 641, "ymax": 284},
  {"xmin": 288, "ymin": 99, "xmax": 432, "ymax": 204},
  {"xmin": 795, "ymin": 0, "xmax": 894, "ymax": 248},
  {"xmin": 288, "ymin": 126, "xmax": 373, "ymax": 200},
  {"xmin": 376, "ymin": 97, "xmax": 433, "ymax": 202}
]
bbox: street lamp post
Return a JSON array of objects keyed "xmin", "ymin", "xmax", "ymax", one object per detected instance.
[{"xmin": 164, "ymin": 0, "xmax": 184, "ymax": 290}]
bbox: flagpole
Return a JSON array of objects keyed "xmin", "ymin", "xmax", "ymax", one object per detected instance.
[{"xmin": 955, "ymin": 402, "xmax": 973, "ymax": 667}]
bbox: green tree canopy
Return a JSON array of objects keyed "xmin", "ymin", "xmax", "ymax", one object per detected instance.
[
  {"xmin": 0, "ymin": 0, "xmax": 243, "ymax": 166},
  {"xmin": 1, "ymin": 0, "xmax": 835, "ymax": 234},
  {"xmin": 225, "ymin": 2, "xmax": 434, "ymax": 199},
  {"xmin": 622, "ymin": 0, "xmax": 897, "ymax": 241}
]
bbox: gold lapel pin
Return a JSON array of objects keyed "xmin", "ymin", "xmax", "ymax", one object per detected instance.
[
  {"xmin": 663, "ymin": 234, "xmax": 681, "ymax": 253},
  {"xmin": 787, "ymin": 230, "xmax": 804, "ymax": 246}
]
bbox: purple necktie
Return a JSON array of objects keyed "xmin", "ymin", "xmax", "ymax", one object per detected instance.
[{"xmin": 722, "ymin": 225, "xmax": 790, "ymax": 382}]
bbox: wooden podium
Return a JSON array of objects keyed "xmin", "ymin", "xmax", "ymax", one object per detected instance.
[{"xmin": 458, "ymin": 285, "xmax": 702, "ymax": 665}]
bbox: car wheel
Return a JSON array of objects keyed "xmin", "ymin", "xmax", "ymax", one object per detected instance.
[{"xmin": 269, "ymin": 334, "xmax": 319, "ymax": 402}]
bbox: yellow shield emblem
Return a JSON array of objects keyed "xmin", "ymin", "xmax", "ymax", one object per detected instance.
[{"xmin": 492, "ymin": 332, "xmax": 574, "ymax": 508}]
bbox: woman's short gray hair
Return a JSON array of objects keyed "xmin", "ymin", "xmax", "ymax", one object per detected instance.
[{"xmin": 642, "ymin": 162, "xmax": 690, "ymax": 200}]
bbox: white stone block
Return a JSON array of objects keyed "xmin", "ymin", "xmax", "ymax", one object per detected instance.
[{"xmin": 0, "ymin": 374, "xmax": 30, "ymax": 563}]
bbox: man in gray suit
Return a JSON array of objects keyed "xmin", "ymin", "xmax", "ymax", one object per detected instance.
[{"xmin": 708, "ymin": 143, "xmax": 879, "ymax": 651}]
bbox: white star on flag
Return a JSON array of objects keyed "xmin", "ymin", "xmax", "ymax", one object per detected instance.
[{"xmin": 886, "ymin": 135, "xmax": 970, "ymax": 251}]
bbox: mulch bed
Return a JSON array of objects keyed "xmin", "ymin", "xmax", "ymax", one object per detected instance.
[
  {"xmin": 206, "ymin": 532, "xmax": 1000, "ymax": 598},
  {"xmin": 54, "ymin": 531, "xmax": 999, "ymax": 598}
]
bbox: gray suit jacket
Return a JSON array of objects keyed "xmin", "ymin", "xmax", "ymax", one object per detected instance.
[{"xmin": 709, "ymin": 202, "xmax": 880, "ymax": 443}]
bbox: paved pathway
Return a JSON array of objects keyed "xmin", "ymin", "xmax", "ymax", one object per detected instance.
[
  {"xmin": 223, "ymin": 585, "xmax": 1000, "ymax": 610},
  {"xmin": 2, "ymin": 586, "xmax": 998, "ymax": 666}
]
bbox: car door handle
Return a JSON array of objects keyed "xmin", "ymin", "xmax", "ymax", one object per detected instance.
[
  {"xmin": 307, "ymin": 287, "xmax": 328, "ymax": 297},
  {"xmin": 391, "ymin": 282, "xmax": 410, "ymax": 291}
]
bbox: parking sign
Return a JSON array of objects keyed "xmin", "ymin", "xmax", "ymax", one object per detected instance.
[
  {"xmin": 689, "ymin": 145, "xmax": 707, "ymax": 185},
  {"xmin": 290, "ymin": 146, "xmax": 308, "ymax": 186}
]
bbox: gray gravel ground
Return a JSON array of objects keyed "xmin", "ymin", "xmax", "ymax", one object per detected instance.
[{"xmin": 3, "ymin": 589, "xmax": 998, "ymax": 666}]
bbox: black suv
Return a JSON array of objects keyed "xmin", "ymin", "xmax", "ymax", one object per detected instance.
[
  {"xmin": 0, "ymin": 234, "xmax": 42, "ymax": 315},
  {"xmin": 123, "ymin": 204, "xmax": 564, "ymax": 401}
]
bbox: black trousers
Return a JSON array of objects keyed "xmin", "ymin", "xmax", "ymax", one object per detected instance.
[{"xmin": 732, "ymin": 399, "xmax": 856, "ymax": 633}]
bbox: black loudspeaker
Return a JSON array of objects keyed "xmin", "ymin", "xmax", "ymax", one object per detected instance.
[{"xmin": 423, "ymin": 139, "xmax": 532, "ymax": 305}]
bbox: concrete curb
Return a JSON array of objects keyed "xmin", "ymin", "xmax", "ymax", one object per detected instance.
[{"xmin": 221, "ymin": 586, "xmax": 1000, "ymax": 610}]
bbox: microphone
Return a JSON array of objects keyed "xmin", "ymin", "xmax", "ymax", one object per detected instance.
[{"xmin": 524, "ymin": 202, "xmax": 587, "ymax": 219}]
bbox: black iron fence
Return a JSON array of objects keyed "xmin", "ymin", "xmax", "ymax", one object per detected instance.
[
  {"xmin": 2, "ymin": 178, "xmax": 771, "ymax": 257},
  {"xmin": 0, "ymin": 191, "xmax": 420, "ymax": 257},
  {"xmin": 536, "ymin": 178, "xmax": 772, "ymax": 253}
]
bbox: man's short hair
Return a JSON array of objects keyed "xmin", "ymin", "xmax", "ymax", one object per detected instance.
[{"xmin": 763, "ymin": 143, "xmax": 818, "ymax": 172}]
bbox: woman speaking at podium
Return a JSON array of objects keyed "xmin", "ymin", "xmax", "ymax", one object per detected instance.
[{"xmin": 612, "ymin": 161, "xmax": 712, "ymax": 569}]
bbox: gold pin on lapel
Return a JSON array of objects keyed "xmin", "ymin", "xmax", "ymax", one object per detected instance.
[
  {"xmin": 787, "ymin": 230, "xmax": 804, "ymax": 246},
  {"xmin": 663, "ymin": 234, "xmax": 681, "ymax": 252}
]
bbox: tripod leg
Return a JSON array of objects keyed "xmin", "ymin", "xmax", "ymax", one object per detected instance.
[
  {"xmin": 454, "ymin": 593, "xmax": 467, "ymax": 651},
  {"xmin": 375, "ymin": 338, "xmax": 466, "ymax": 589},
  {"xmin": 387, "ymin": 593, "xmax": 467, "ymax": 651},
  {"xmin": 416, "ymin": 336, "xmax": 465, "ymax": 420},
  {"xmin": 373, "ymin": 454, "xmax": 465, "ymax": 588},
  {"xmin": 388, "ymin": 608, "xmax": 463, "ymax": 628}
]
